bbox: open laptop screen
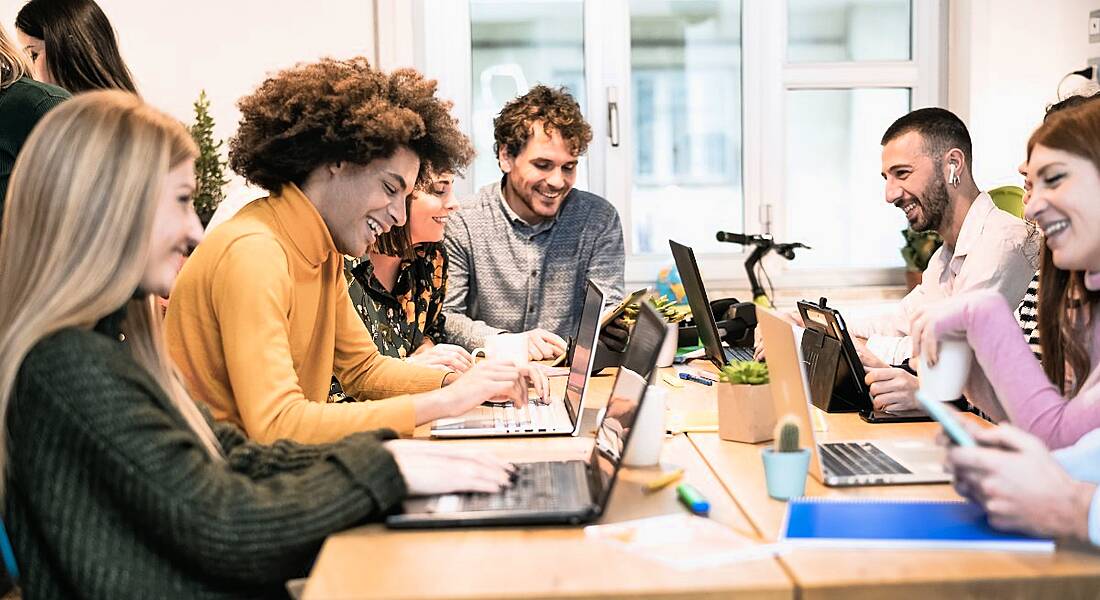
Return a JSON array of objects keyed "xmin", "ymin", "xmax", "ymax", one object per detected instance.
[
  {"xmin": 564, "ymin": 280, "xmax": 605, "ymax": 421},
  {"xmin": 590, "ymin": 303, "xmax": 666, "ymax": 506},
  {"xmin": 669, "ymin": 240, "xmax": 725, "ymax": 368}
]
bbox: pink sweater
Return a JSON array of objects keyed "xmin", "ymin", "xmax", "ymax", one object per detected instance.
[{"xmin": 934, "ymin": 289, "xmax": 1100, "ymax": 449}]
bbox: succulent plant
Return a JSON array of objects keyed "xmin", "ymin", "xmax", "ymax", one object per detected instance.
[
  {"xmin": 622, "ymin": 294, "xmax": 688, "ymax": 325},
  {"xmin": 718, "ymin": 360, "xmax": 769, "ymax": 385},
  {"xmin": 774, "ymin": 415, "xmax": 801, "ymax": 453}
]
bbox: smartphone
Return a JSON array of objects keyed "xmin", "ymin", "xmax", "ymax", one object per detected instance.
[{"xmin": 916, "ymin": 393, "xmax": 976, "ymax": 447}]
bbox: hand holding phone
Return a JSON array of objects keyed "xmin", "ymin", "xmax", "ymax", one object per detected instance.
[{"xmin": 916, "ymin": 392, "xmax": 976, "ymax": 447}]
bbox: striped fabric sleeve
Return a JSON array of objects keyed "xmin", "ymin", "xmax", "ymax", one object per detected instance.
[{"xmin": 1013, "ymin": 270, "xmax": 1041, "ymax": 361}]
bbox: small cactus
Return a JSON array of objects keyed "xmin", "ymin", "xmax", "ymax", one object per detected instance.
[
  {"xmin": 774, "ymin": 415, "xmax": 801, "ymax": 453},
  {"xmin": 719, "ymin": 360, "xmax": 769, "ymax": 385}
]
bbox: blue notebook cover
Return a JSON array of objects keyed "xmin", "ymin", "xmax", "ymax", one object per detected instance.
[{"xmin": 780, "ymin": 498, "xmax": 1055, "ymax": 552}]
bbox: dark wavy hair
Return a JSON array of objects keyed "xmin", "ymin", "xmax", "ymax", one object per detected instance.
[
  {"xmin": 1028, "ymin": 100, "xmax": 1100, "ymax": 397},
  {"xmin": 229, "ymin": 57, "xmax": 473, "ymax": 194},
  {"xmin": 493, "ymin": 84, "xmax": 592, "ymax": 160},
  {"xmin": 15, "ymin": 0, "xmax": 137, "ymax": 94}
]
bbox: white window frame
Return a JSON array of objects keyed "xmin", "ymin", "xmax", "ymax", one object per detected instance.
[{"xmin": 394, "ymin": 0, "xmax": 947, "ymax": 291}]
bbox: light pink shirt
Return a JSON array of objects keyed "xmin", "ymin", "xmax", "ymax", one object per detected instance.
[
  {"xmin": 936, "ymin": 289, "xmax": 1100, "ymax": 450},
  {"xmin": 849, "ymin": 193, "xmax": 1037, "ymax": 364}
]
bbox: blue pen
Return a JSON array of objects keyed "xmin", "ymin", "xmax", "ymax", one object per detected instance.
[
  {"xmin": 676, "ymin": 483, "xmax": 710, "ymax": 516},
  {"xmin": 678, "ymin": 372, "xmax": 713, "ymax": 386}
]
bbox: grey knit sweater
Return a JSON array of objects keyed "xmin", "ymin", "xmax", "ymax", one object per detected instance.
[{"xmin": 5, "ymin": 310, "xmax": 407, "ymax": 599}]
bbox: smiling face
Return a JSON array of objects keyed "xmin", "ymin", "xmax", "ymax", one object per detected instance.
[
  {"xmin": 1025, "ymin": 144, "xmax": 1100, "ymax": 273},
  {"xmin": 315, "ymin": 146, "xmax": 420, "ymax": 258},
  {"xmin": 499, "ymin": 122, "xmax": 578, "ymax": 224},
  {"xmin": 16, "ymin": 29, "xmax": 51, "ymax": 85},
  {"xmin": 408, "ymin": 173, "xmax": 458, "ymax": 244},
  {"xmin": 140, "ymin": 159, "xmax": 201, "ymax": 298},
  {"xmin": 881, "ymin": 131, "xmax": 950, "ymax": 233}
]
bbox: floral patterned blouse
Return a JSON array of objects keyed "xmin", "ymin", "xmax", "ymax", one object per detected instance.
[
  {"xmin": 347, "ymin": 243, "xmax": 449, "ymax": 358},
  {"xmin": 328, "ymin": 244, "xmax": 448, "ymax": 403}
]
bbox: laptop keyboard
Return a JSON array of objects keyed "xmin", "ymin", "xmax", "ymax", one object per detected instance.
[
  {"xmin": 457, "ymin": 461, "xmax": 586, "ymax": 512},
  {"xmin": 470, "ymin": 401, "xmax": 562, "ymax": 432},
  {"xmin": 723, "ymin": 346, "xmax": 756, "ymax": 363},
  {"xmin": 819, "ymin": 442, "xmax": 912, "ymax": 477}
]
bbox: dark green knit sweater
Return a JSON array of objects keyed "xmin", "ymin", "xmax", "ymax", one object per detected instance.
[
  {"xmin": 0, "ymin": 77, "xmax": 69, "ymax": 218},
  {"xmin": 5, "ymin": 311, "xmax": 408, "ymax": 599}
]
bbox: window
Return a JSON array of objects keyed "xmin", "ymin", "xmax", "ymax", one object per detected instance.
[{"xmin": 407, "ymin": 0, "xmax": 945, "ymax": 287}]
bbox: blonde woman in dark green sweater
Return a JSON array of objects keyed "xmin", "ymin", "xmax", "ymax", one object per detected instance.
[{"xmin": 0, "ymin": 91, "xmax": 514, "ymax": 600}]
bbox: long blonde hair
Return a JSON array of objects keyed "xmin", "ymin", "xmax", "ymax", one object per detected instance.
[
  {"xmin": 0, "ymin": 91, "xmax": 223, "ymax": 497},
  {"xmin": 0, "ymin": 26, "xmax": 30, "ymax": 89}
]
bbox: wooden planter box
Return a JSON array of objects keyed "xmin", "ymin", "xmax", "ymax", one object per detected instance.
[{"xmin": 717, "ymin": 383, "xmax": 776, "ymax": 444}]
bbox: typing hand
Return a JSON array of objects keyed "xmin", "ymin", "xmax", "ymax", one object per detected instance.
[
  {"xmin": 525, "ymin": 328, "xmax": 568, "ymax": 360},
  {"xmin": 600, "ymin": 314, "xmax": 630, "ymax": 353},
  {"xmin": 441, "ymin": 359, "xmax": 526, "ymax": 416},
  {"xmin": 852, "ymin": 336, "xmax": 888, "ymax": 368},
  {"xmin": 407, "ymin": 343, "xmax": 474, "ymax": 372},
  {"xmin": 385, "ymin": 439, "xmax": 514, "ymax": 495},
  {"xmin": 522, "ymin": 363, "xmax": 552, "ymax": 404}
]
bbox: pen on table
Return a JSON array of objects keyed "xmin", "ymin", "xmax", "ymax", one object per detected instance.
[
  {"xmin": 678, "ymin": 372, "xmax": 713, "ymax": 386},
  {"xmin": 643, "ymin": 468, "xmax": 684, "ymax": 493},
  {"xmin": 676, "ymin": 483, "xmax": 710, "ymax": 516},
  {"xmin": 661, "ymin": 373, "xmax": 685, "ymax": 388},
  {"xmin": 682, "ymin": 366, "xmax": 720, "ymax": 382}
]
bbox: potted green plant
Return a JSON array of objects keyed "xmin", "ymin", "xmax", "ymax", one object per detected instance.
[
  {"xmin": 716, "ymin": 360, "xmax": 775, "ymax": 443},
  {"xmin": 760, "ymin": 415, "xmax": 811, "ymax": 500},
  {"xmin": 189, "ymin": 90, "xmax": 229, "ymax": 228},
  {"xmin": 900, "ymin": 228, "xmax": 943, "ymax": 291}
]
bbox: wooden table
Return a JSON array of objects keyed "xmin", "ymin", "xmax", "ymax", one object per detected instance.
[
  {"xmin": 302, "ymin": 432, "xmax": 792, "ymax": 599},
  {"xmin": 689, "ymin": 407, "xmax": 1100, "ymax": 599},
  {"xmin": 305, "ymin": 364, "xmax": 1100, "ymax": 599}
]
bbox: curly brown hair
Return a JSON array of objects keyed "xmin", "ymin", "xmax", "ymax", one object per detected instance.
[
  {"xmin": 493, "ymin": 84, "xmax": 592, "ymax": 159},
  {"xmin": 229, "ymin": 57, "xmax": 474, "ymax": 193}
]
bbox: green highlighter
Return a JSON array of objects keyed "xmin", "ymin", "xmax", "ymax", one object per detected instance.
[{"xmin": 676, "ymin": 483, "xmax": 710, "ymax": 516}]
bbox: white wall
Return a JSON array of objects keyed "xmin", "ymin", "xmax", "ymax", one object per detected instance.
[
  {"xmin": 948, "ymin": 0, "xmax": 1100, "ymax": 190},
  {"xmin": 1, "ymin": 0, "xmax": 378, "ymax": 204}
]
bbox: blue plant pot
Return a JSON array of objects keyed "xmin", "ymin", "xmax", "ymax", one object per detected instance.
[{"xmin": 761, "ymin": 447, "xmax": 811, "ymax": 500}]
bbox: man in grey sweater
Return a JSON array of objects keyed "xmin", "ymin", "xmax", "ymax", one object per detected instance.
[{"xmin": 444, "ymin": 85, "xmax": 625, "ymax": 359}]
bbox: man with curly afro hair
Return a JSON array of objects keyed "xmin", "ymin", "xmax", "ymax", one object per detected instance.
[
  {"xmin": 442, "ymin": 85, "xmax": 625, "ymax": 358},
  {"xmin": 166, "ymin": 58, "xmax": 547, "ymax": 445}
]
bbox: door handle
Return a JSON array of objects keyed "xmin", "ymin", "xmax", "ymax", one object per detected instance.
[{"xmin": 607, "ymin": 86, "xmax": 620, "ymax": 148}]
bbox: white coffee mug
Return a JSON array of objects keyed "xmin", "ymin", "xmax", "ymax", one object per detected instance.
[
  {"xmin": 916, "ymin": 339, "xmax": 973, "ymax": 402},
  {"xmin": 622, "ymin": 385, "xmax": 667, "ymax": 467},
  {"xmin": 472, "ymin": 333, "xmax": 528, "ymax": 366}
]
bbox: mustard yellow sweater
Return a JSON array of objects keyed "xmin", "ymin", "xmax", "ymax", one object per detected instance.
[{"xmin": 166, "ymin": 184, "xmax": 444, "ymax": 443}]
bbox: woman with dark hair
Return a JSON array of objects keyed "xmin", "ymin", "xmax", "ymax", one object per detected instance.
[
  {"xmin": 346, "ymin": 172, "xmax": 474, "ymax": 370},
  {"xmin": 15, "ymin": 0, "xmax": 137, "ymax": 94},
  {"xmin": 0, "ymin": 24, "xmax": 67, "ymax": 216}
]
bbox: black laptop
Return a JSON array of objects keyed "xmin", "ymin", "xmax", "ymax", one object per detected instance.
[
  {"xmin": 669, "ymin": 240, "xmax": 755, "ymax": 367},
  {"xmin": 385, "ymin": 303, "xmax": 668, "ymax": 529}
]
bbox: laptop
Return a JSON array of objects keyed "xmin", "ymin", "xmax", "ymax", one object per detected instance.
[
  {"xmin": 430, "ymin": 279, "xmax": 606, "ymax": 438},
  {"xmin": 386, "ymin": 303, "xmax": 667, "ymax": 529},
  {"xmin": 669, "ymin": 240, "xmax": 756, "ymax": 367},
  {"xmin": 797, "ymin": 300, "xmax": 931, "ymax": 424},
  {"xmin": 757, "ymin": 307, "xmax": 950, "ymax": 487}
]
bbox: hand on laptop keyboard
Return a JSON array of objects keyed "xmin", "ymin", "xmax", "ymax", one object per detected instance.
[{"xmin": 385, "ymin": 439, "xmax": 516, "ymax": 495}]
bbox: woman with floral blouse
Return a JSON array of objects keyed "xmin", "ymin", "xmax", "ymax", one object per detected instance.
[{"xmin": 346, "ymin": 173, "xmax": 474, "ymax": 372}]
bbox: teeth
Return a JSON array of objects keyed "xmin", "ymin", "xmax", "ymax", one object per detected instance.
[
  {"xmin": 900, "ymin": 201, "xmax": 918, "ymax": 217},
  {"xmin": 366, "ymin": 218, "xmax": 383, "ymax": 236},
  {"xmin": 1043, "ymin": 220, "xmax": 1069, "ymax": 236}
]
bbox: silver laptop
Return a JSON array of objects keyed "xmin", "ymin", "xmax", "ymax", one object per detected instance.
[
  {"xmin": 430, "ymin": 280, "xmax": 606, "ymax": 438},
  {"xmin": 757, "ymin": 307, "xmax": 950, "ymax": 487},
  {"xmin": 386, "ymin": 303, "xmax": 667, "ymax": 529}
]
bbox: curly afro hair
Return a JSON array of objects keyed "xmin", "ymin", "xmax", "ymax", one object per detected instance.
[
  {"xmin": 493, "ymin": 84, "xmax": 592, "ymax": 159},
  {"xmin": 229, "ymin": 57, "xmax": 474, "ymax": 193}
]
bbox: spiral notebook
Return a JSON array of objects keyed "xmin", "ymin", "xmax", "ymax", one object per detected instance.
[{"xmin": 779, "ymin": 498, "xmax": 1055, "ymax": 552}]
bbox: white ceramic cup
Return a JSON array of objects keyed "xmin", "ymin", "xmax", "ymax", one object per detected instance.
[
  {"xmin": 472, "ymin": 333, "xmax": 528, "ymax": 366},
  {"xmin": 622, "ymin": 385, "xmax": 667, "ymax": 467},
  {"xmin": 916, "ymin": 339, "xmax": 973, "ymax": 402}
]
